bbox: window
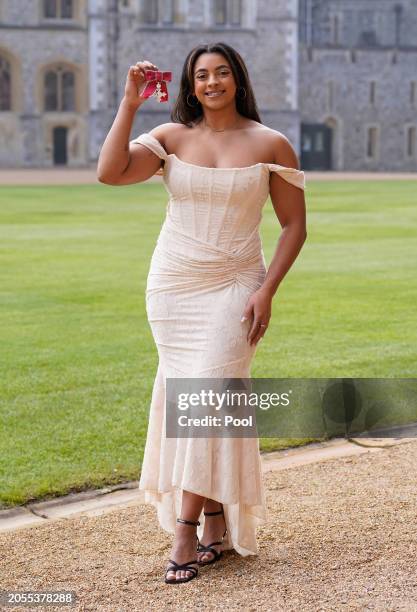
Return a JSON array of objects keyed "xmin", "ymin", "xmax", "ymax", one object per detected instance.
[
  {"xmin": 357, "ymin": 9, "xmax": 378, "ymax": 46},
  {"xmin": 394, "ymin": 4, "xmax": 403, "ymax": 47},
  {"xmin": 62, "ymin": 72, "xmax": 75, "ymax": 110},
  {"xmin": 327, "ymin": 81, "xmax": 334, "ymax": 112},
  {"xmin": 407, "ymin": 126, "xmax": 416, "ymax": 158},
  {"xmin": 315, "ymin": 132, "xmax": 324, "ymax": 152},
  {"xmin": 214, "ymin": 0, "xmax": 241, "ymax": 26},
  {"xmin": 332, "ymin": 14, "xmax": 340, "ymax": 45},
  {"xmin": 43, "ymin": 0, "xmax": 74, "ymax": 19},
  {"xmin": 45, "ymin": 71, "xmax": 58, "ymax": 110},
  {"xmin": 0, "ymin": 56, "xmax": 11, "ymax": 111},
  {"xmin": 230, "ymin": 0, "xmax": 241, "ymax": 25},
  {"xmin": 143, "ymin": 0, "xmax": 158, "ymax": 23},
  {"xmin": 358, "ymin": 30, "xmax": 378, "ymax": 46},
  {"xmin": 411, "ymin": 81, "xmax": 416, "ymax": 107},
  {"xmin": 143, "ymin": 0, "xmax": 178, "ymax": 24},
  {"xmin": 215, "ymin": 0, "xmax": 226, "ymax": 24},
  {"xmin": 161, "ymin": 0, "xmax": 174, "ymax": 24},
  {"xmin": 369, "ymin": 81, "xmax": 376, "ymax": 105},
  {"xmin": 366, "ymin": 126, "xmax": 378, "ymax": 159},
  {"xmin": 302, "ymin": 133, "xmax": 312, "ymax": 152},
  {"xmin": 44, "ymin": 67, "xmax": 75, "ymax": 111},
  {"xmin": 44, "ymin": 0, "xmax": 56, "ymax": 17}
]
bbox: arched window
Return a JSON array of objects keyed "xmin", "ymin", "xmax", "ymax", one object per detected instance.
[
  {"xmin": 0, "ymin": 56, "xmax": 11, "ymax": 111},
  {"xmin": 44, "ymin": 67, "xmax": 75, "ymax": 111},
  {"xmin": 43, "ymin": 0, "xmax": 73, "ymax": 19}
]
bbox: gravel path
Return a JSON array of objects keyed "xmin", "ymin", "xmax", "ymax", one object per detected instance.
[{"xmin": 1, "ymin": 440, "xmax": 416, "ymax": 611}]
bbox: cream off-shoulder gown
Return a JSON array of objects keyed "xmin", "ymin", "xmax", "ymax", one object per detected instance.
[{"xmin": 132, "ymin": 132, "xmax": 306, "ymax": 557}]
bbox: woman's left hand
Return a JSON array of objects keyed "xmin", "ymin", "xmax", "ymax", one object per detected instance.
[{"xmin": 241, "ymin": 288, "xmax": 272, "ymax": 346}]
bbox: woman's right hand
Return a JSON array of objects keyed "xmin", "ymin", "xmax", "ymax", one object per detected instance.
[{"xmin": 123, "ymin": 60, "xmax": 160, "ymax": 110}]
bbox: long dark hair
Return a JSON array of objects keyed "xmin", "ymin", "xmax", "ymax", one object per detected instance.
[{"xmin": 170, "ymin": 42, "xmax": 263, "ymax": 127}]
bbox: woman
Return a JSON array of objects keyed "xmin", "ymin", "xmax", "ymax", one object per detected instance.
[{"xmin": 97, "ymin": 42, "xmax": 307, "ymax": 584}]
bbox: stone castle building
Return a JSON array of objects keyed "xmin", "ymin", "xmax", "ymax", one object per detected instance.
[{"xmin": 0, "ymin": 0, "xmax": 416, "ymax": 171}]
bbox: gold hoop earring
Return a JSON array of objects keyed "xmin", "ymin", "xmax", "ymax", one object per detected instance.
[
  {"xmin": 236, "ymin": 86, "xmax": 247, "ymax": 100},
  {"xmin": 186, "ymin": 93, "xmax": 200, "ymax": 107}
]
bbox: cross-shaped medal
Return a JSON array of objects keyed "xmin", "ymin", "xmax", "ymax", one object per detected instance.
[{"xmin": 153, "ymin": 82, "xmax": 167, "ymax": 102}]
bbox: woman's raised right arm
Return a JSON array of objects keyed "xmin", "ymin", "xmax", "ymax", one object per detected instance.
[{"xmin": 97, "ymin": 60, "xmax": 163, "ymax": 185}]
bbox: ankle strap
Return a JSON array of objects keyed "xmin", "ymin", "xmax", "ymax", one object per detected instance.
[
  {"xmin": 204, "ymin": 510, "xmax": 224, "ymax": 516},
  {"xmin": 177, "ymin": 518, "xmax": 200, "ymax": 527}
]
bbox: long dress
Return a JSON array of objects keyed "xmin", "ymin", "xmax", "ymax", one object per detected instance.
[{"xmin": 132, "ymin": 132, "xmax": 306, "ymax": 557}]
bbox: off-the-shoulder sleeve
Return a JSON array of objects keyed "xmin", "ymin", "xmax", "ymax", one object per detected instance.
[
  {"xmin": 267, "ymin": 163, "xmax": 306, "ymax": 190},
  {"xmin": 130, "ymin": 132, "xmax": 168, "ymax": 161}
]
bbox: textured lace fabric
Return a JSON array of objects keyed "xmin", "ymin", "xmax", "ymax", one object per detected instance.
[{"xmin": 132, "ymin": 132, "xmax": 306, "ymax": 556}]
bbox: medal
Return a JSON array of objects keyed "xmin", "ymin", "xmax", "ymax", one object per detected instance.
[{"xmin": 141, "ymin": 70, "xmax": 172, "ymax": 103}]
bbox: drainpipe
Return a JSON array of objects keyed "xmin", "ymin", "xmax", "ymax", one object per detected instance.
[{"xmin": 108, "ymin": 0, "xmax": 119, "ymax": 108}]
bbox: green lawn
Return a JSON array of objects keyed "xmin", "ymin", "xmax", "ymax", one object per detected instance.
[{"xmin": 1, "ymin": 180, "xmax": 416, "ymax": 507}]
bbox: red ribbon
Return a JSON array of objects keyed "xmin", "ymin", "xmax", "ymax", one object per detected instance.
[{"xmin": 141, "ymin": 70, "xmax": 172, "ymax": 103}]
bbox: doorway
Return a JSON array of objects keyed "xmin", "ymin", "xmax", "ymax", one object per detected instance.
[
  {"xmin": 301, "ymin": 124, "xmax": 332, "ymax": 170},
  {"xmin": 53, "ymin": 126, "xmax": 68, "ymax": 165}
]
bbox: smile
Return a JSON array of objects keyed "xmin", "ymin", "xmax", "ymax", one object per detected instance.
[{"xmin": 205, "ymin": 91, "xmax": 225, "ymax": 97}]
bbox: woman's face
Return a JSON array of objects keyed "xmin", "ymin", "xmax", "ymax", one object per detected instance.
[{"xmin": 192, "ymin": 52, "xmax": 237, "ymax": 109}]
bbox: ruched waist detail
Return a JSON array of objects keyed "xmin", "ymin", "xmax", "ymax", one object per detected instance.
[{"xmin": 148, "ymin": 218, "xmax": 266, "ymax": 292}]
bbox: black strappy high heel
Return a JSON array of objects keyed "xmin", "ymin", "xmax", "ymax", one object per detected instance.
[
  {"xmin": 197, "ymin": 507, "xmax": 227, "ymax": 566},
  {"xmin": 164, "ymin": 518, "xmax": 200, "ymax": 584}
]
